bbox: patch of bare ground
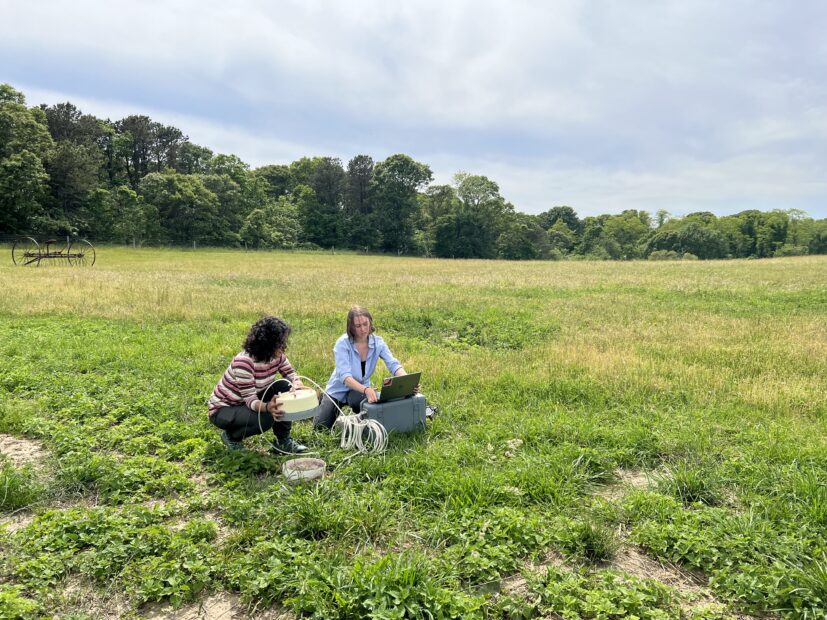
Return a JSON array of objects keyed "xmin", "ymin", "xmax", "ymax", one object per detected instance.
[
  {"xmin": 203, "ymin": 509, "xmax": 231, "ymax": 545},
  {"xmin": 0, "ymin": 433, "xmax": 48, "ymax": 532},
  {"xmin": 0, "ymin": 432, "xmax": 47, "ymax": 468},
  {"xmin": 594, "ymin": 468, "xmax": 651, "ymax": 500},
  {"xmin": 141, "ymin": 592, "xmax": 295, "ymax": 619},
  {"xmin": 501, "ymin": 549, "xmax": 567, "ymax": 597},
  {"xmin": 0, "ymin": 512, "xmax": 35, "ymax": 533},
  {"xmin": 609, "ymin": 546, "xmax": 716, "ymax": 612},
  {"xmin": 60, "ymin": 576, "xmax": 133, "ymax": 619}
]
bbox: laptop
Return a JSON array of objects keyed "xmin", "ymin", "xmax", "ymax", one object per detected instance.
[{"xmin": 377, "ymin": 372, "xmax": 421, "ymax": 403}]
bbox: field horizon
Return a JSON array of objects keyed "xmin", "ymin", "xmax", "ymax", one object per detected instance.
[{"xmin": 1, "ymin": 248, "xmax": 826, "ymax": 619}]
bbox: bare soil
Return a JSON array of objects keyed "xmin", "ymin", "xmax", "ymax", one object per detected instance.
[
  {"xmin": 142, "ymin": 592, "xmax": 295, "ymax": 619},
  {"xmin": 0, "ymin": 432, "xmax": 47, "ymax": 468}
]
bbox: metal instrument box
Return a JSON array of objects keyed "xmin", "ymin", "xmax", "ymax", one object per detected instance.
[{"xmin": 361, "ymin": 394, "xmax": 427, "ymax": 433}]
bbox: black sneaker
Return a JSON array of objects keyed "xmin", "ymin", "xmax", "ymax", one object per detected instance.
[
  {"xmin": 220, "ymin": 430, "xmax": 245, "ymax": 451},
  {"xmin": 271, "ymin": 437, "xmax": 308, "ymax": 454}
]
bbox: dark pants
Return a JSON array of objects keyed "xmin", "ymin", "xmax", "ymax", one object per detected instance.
[
  {"xmin": 313, "ymin": 389, "xmax": 366, "ymax": 430},
  {"xmin": 210, "ymin": 379, "xmax": 293, "ymax": 442}
]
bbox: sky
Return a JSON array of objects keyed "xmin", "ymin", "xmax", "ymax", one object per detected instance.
[{"xmin": 2, "ymin": 0, "xmax": 826, "ymax": 218}]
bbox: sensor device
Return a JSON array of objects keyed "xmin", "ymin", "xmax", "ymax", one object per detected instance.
[{"xmin": 276, "ymin": 388, "xmax": 320, "ymax": 421}]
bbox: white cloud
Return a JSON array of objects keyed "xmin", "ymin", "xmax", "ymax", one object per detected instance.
[{"xmin": 3, "ymin": 0, "xmax": 826, "ymax": 217}]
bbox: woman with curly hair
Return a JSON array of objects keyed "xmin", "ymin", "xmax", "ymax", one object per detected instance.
[{"xmin": 208, "ymin": 316, "xmax": 307, "ymax": 453}]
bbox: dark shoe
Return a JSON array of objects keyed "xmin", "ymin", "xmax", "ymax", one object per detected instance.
[
  {"xmin": 271, "ymin": 437, "xmax": 308, "ymax": 454},
  {"xmin": 220, "ymin": 430, "xmax": 245, "ymax": 451}
]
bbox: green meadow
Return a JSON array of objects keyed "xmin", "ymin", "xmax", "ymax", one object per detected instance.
[{"xmin": 1, "ymin": 248, "xmax": 826, "ymax": 619}]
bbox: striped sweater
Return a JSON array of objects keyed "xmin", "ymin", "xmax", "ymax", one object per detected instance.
[{"xmin": 208, "ymin": 351, "xmax": 297, "ymax": 416}]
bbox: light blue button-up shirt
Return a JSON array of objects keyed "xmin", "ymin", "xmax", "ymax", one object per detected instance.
[{"xmin": 325, "ymin": 333, "xmax": 402, "ymax": 400}]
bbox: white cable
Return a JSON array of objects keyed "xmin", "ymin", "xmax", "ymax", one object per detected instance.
[
  {"xmin": 335, "ymin": 414, "xmax": 388, "ymax": 454},
  {"xmin": 296, "ymin": 375, "xmax": 389, "ymax": 455},
  {"xmin": 256, "ymin": 374, "xmax": 388, "ymax": 456}
]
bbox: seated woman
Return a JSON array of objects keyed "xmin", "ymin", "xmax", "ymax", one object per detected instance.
[
  {"xmin": 208, "ymin": 315, "xmax": 308, "ymax": 454},
  {"xmin": 314, "ymin": 305, "xmax": 413, "ymax": 430}
]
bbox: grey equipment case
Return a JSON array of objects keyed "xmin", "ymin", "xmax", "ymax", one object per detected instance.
[{"xmin": 361, "ymin": 394, "xmax": 427, "ymax": 433}]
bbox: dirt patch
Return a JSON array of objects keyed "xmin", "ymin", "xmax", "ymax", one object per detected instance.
[
  {"xmin": 60, "ymin": 576, "xmax": 133, "ymax": 619},
  {"xmin": 142, "ymin": 592, "xmax": 295, "ymax": 619},
  {"xmin": 203, "ymin": 510, "xmax": 231, "ymax": 546},
  {"xmin": 501, "ymin": 549, "xmax": 567, "ymax": 597},
  {"xmin": 608, "ymin": 547, "xmax": 771, "ymax": 618},
  {"xmin": 0, "ymin": 512, "xmax": 35, "ymax": 533},
  {"xmin": 0, "ymin": 433, "xmax": 46, "ymax": 468},
  {"xmin": 594, "ymin": 468, "xmax": 651, "ymax": 500},
  {"xmin": 611, "ymin": 546, "xmax": 709, "ymax": 594}
]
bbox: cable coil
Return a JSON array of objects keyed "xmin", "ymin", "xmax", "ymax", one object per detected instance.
[
  {"xmin": 258, "ymin": 374, "xmax": 388, "ymax": 455},
  {"xmin": 334, "ymin": 414, "xmax": 388, "ymax": 454}
]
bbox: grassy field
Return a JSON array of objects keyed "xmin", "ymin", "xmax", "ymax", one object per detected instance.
[{"xmin": 1, "ymin": 247, "xmax": 826, "ymax": 619}]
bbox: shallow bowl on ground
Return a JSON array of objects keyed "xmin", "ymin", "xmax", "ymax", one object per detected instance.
[{"xmin": 282, "ymin": 457, "xmax": 326, "ymax": 483}]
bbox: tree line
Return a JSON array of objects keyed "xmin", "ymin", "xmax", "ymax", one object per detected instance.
[{"xmin": 2, "ymin": 83, "xmax": 826, "ymax": 260}]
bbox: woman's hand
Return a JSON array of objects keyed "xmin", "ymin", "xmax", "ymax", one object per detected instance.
[
  {"xmin": 266, "ymin": 399, "xmax": 285, "ymax": 420},
  {"xmin": 292, "ymin": 378, "xmax": 305, "ymax": 390},
  {"xmin": 365, "ymin": 386, "xmax": 379, "ymax": 403}
]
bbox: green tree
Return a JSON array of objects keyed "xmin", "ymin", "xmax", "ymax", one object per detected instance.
[
  {"xmin": 644, "ymin": 222, "xmax": 728, "ymax": 259},
  {"xmin": 577, "ymin": 216, "xmax": 619, "ymax": 258},
  {"xmin": 449, "ymin": 172, "xmax": 514, "ymax": 258},
  {"xmin": 433, "ymin": 210, "xmax": 496, "ymax": 258},
  {"xmin": 104, "ymin": 185, "xmax": 159, "ymax": 246},
  {"xmin": 0, "ymin": 151, "xmax": 50, "ymax": 233},
  {"xmin": 46, "ymin": 141, "xmax": 103, "ymax": 227},
  {"xmin": 755, "ymin": 210, "xmax": 789, "ymax": 257},
  {"xmin": 283, "ymin": 156, "xmax": 347, "ymax": 247},
  {"xmin": 415, "ymin": 185, "xmax": 459, "ymax": 257},
  {"xmin": 240, "ymin": 196, "xmax": 301, "ymax": 249},
  {"xmin": 254, "ymin": 164, "xmax": 292, "ymax": 199},
  {"xmin": 115, "ymin": 115, "xmax": 154, "ymax": 188},
  {"xmin": 139, "ymin": 171, "xmax": 220, "ymax": 244},
  {"xmin": 538, "ymin": 205, "xmax": 581, "ymax": 235},
  {"xmin": 548, "ymin": 219, "xmax": 576, "ymax": 254},
  {"xmin": 497, "ymin": 213, "xmax": 551, "ymax": 260},
  {"xmin": 345, "ymin": 155, "xmax": 374, "ymax": 217},
  {"xmin": 602, "ymin": 210, "xmax": 652, "ymax": 259},
  {"xmin": 175, "ymin": 142, "xmax": 213, "ymax": 175},
  {"xmin": 808, "ymin": 220, "xmax": 827, "ymax": 254},
  {"xmin": 0, "ymin": 84, "xmax": 53, "ymax": 233},
  {"xmin": 372, "ymin": 154, "xmax": 432, "ymax": 253},
  {"xmin": 717, "ymin": 215, "xmax": 751, "ymax": 257}
]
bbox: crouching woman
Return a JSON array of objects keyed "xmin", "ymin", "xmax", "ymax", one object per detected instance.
[{"xmin": 208, "ymin": 316, "xmax": 308, "ymax": 454}]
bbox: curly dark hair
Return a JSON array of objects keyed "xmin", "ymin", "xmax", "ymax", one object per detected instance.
[{"xmin": 243, "ymin": 316, "xmax": 291, "ymax": 362}]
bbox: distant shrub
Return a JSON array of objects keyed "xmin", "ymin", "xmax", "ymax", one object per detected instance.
[
  {"xmin": 648, "ymin": 250, "xmax": 680, "ymax": 261},
  {"xmin": 681, "ymin": 252, "xmax": 699, "ymax": 261},
  {"xmin": 774, "ymin": 244, "xmax": 808, "ymax": 257}
]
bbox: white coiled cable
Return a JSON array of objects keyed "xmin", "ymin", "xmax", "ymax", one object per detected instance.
[
  {"xmin": 335, "ymin": 414, "xmax": 388, "ymax": 454},
  {"xmin": 296, "ymin": 375, "xmax": 388, "ymax": 455}
]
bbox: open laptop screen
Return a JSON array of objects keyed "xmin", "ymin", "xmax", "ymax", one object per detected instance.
[{"xmin": 377, "ymin": 372, "xmax": 421, "ymax": 403}]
